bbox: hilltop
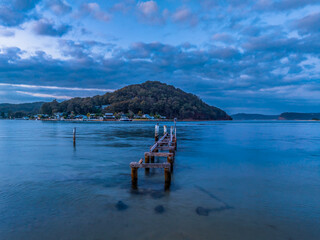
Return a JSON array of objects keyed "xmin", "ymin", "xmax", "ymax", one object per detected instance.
[{"xmin": 41, "ymin": 81, "xmax": 231, "ymax": 120}]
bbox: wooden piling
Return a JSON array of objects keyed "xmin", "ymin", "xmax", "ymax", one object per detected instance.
[
  {"xmin": 174, "ymin": 127, "xmax": 177, "ymax": 139},
  {"xmin": 145, "ymin": 153, "xmax": 150, "ymax": 173},
  {"xmin": 170, "ymin": 126, "xmax": 173, "ymax": 142},
  {"xmin": 167, "ymin": 155, "xmax": 174, "ymax": 172},
  {"xmin": 164, "ymin": 125, "xmax": 167, "ymax": 135},
  {"xmin": 131, "ymin": 167, "xmax": 138, "ymax": 188},
  {"xmin": 175, "ymin": 119, "xmax": 177, "ymax": 149},
  {"xmin": 151, "ymin": 130, "xmax": 157, "ymax": 159},
  {"xmin": 73, "ymin": 127, "xmax": 76, "ymax": 146},
  {"xmin": 164, "ymin": 168, "xmax": 171, "ymax": 190},
  {"xmin": 155, "ymin": 123, "xmax": 159, "ymax": 142}
]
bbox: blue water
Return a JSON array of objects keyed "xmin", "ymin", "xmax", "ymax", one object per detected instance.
[{"xmin": 0, "ymin": 120, "xmax": 319, "ymax": 240}]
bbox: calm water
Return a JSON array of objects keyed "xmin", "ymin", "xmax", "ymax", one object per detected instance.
[{"xmin": 0, "ymin": 120, "xmax": 319, "ymax": 240}]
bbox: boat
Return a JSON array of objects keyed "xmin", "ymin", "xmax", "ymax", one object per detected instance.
[{"xmin": 119, "ymin": 115, "xmax": 132, "ymax": 121}]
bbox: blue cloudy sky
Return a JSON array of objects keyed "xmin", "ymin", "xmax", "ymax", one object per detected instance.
[{"xmin": 0, "ymin": 0, "xmax": 319, "ymax": 114}]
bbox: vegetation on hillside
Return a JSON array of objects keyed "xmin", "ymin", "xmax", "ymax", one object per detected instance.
[
  {"xmin": 279, "ymin": 112, "xmax": 320, "ymax": 120},
  {"xmin": 41, "ymin": 81, "xmax": 231, "ymax": 120},
  {"xmin": 0, "ymin": 102, "xmax": 44, "ymax": 118},
  {"xmin": 231, "ymin": 113, "xmax": 279, "ymax": 120}
]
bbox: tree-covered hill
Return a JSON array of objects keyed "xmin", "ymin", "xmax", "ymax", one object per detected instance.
[
  {"xmin": 0, "ymin": 102, "xmax": 44, "ymax": 114},
  {"xmin": 279, "ymin": 112, "xmax": 320, "ymax": 120},
  {"xmin": 231, "ymin": 113, "xmax": 279, "ymax": 120},
  {"xmin": 41, "ymin": 81, "xmax": 231, "ymax": 120}
]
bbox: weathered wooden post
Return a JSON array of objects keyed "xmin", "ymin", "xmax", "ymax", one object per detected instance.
[
  {"xmin": 170, "ymin": 126, "xmax": 173, "ymax": 142},
  {"xmin": 131, "ymin": 167, "xmax": 138, "ymax": 189},
  {"xmin": 169, "ymin": 148, "xmax": 175, "ymax": 156},
  {"xmin": 145, "ymin": 153, "xmax": 150, "ymax": 174},
  {"xmin": 174, "ymin": 118, "xmax": 177, "ymax": 150},
  {"xmin": 73, "ymin": 127, "xmax": 76, "ymax": 146},
  {"xmin": 155, "ymin": 123, "xmax": 159, "ymax": 142},
  {"xmin": 164, "ymin": 125, "xmax": 167, "ymax": 135},
  {"xmin": 174, "ymin": 118, "xmax": 177, "ymax": 139},
  {"xmin": 164, "ymin": 167, "xmax": 171, "ymax": 190},
  {"xmin": 167, "ymin": 154, "xmax": 174, "ymax": 172},
  {"xmin": 154, "ymin": 123, "xmax": 159, "ymax": 152}
]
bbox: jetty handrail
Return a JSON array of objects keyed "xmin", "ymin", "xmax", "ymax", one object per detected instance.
[
  {"xmin": 150, "ymin": 133, "xmax": 168, "ymax": 152},
  {"xmin": 130, "ymin": 162, "xmax": 171, "ymax": 169},
  {"xmin": 145, "ymin": 152, "xmax": 174, "ymax": 157}
]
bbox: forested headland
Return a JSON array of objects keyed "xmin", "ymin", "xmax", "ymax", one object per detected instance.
[{"xmin": 40, "ymin": 81, "xmax": 231, "ymax": 120}]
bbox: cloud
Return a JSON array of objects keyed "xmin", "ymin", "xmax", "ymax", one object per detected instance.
[
  {"xmin": 58, "ymin": 40, "xmax": 115, "ymax": 63},
  {"xmin": 293, "ymin": 12, "xmax": 320, "ymax": 35},
  {"xmin": 0, "ymin": 47, "xmax": 23, "ymax": 61},
  {"xmin": 0, "ymin": 6, "xmax": 26, "ymax": 27},
  {"xmin": 136, "ymin": 1, "xmax": 167, "ymax": 25},
  {"xmin": 137, "ymin": 1, "xmax": 158, "ymax": 16},
  {"xmin": 111, "ymin": 0, "xmax": 135, "ymax": 13},
  {"xmin": 46, "ymin": 0, "xmax": 72, "ymax": 15},
  {"xmin": 0, "ymin": 80, "xmax": 115, "ymax": 103},
  {"xmin": 212, "ymin": 33, "xmax": 235, "ymax": 43},
  {"xmin": 16, "ymin": 91, "xmax": 73, "ymax": 100},
  {"xmin": 32, "ymin": 19, "xmax": 72, "ymax": 36},
  {"xmin": 80, "ymin": 3, "xmax": 111, "ymax": 22},
  {"xmin": 0, "ymin": 0, "xmax": 41, "ymax": 26},
  {"xmin": 254, "ymin": 0, "xmax": 320, "ymax": 11},
  {"xmin": 1, "ymin": 0, "xmax": 320, "ymax": 112},
  {"xmin": 13, "ymin": 0, "xmax": 41, "ymax": 11},
  {"xmin": 0, "ymin": 83, "xmax": 114, "ymax": 92},
  {"xmin": 0, "ymin": 28, "xmax": 15, "ymax": 37},
  {"xmin": 172, "ymin": 7, "xmax": 198, "ymax": 26}
]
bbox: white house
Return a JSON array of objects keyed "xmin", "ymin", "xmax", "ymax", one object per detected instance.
[
  {"xmin": 142, "ymin": 114, "xmax": 155, "ymax": 120},
  {"xmin": 104, "ymin": 113, "xmax": 115, "ymax": 119}
]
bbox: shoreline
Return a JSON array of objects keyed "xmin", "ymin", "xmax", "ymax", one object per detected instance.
[
  {"xmin": 2, "ymin": 119, "xmax": 320, "ymax": 122},
  {"xmin": 0, "ymin": 118, "xmax": 233, "ymax": 122}
]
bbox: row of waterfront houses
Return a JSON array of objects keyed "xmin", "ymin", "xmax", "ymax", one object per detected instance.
[{"xmin": 18, "ymin": 112, "xmax": 167, "ymax": 121}]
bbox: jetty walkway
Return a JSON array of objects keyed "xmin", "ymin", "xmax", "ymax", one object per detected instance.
[{"xmin": 130, "ymin": 121, "xmax": 177, "ymax": 190}]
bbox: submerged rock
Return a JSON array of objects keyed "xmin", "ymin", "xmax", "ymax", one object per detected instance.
[
  {"xmin": 154, "ymin": 205, "xmax": 165, "ymax": 214},
  {"xmin": 196, "ymin": 207, "xmax": 210, "ymax": 216},
  {"xmin": 115, "ymin": 201, "xmax": 128, "ymax": 211}
]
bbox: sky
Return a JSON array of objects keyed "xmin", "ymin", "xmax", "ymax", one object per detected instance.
[{"xmin": 0, "ymin": 0, "xmax": 319, "ymax": 114}]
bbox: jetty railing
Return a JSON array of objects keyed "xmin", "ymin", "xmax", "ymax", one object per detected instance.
[{"xmin": 130, "ymin": 120, "xmax": 177, "ymax": 190}]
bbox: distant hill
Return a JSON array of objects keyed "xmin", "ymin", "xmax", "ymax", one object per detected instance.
[
  {"xmin": 279, "ymin": 112, "xmax": 320, "ymax": 120},
  {"xmin": 232, "ymin": 112, "xmax": 320, "ymax": 120},
  {"xmin": 0, "ymin": 102, "xmax": 44, "ymax": 114},
  {"xmin": 232, "ymin": 113, "xmax": 279, "ymax": 120},
  {"xmin": 41, "ymin": 81, "xmax": 231, "ymax": 120}
]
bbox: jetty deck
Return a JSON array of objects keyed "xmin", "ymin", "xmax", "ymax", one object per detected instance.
[{"xmin": 130, "ymin": 121, "xmax": 177, "ymax": 190}]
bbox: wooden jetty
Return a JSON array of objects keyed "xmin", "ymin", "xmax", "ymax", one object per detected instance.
[{"xmin": 130, "ymin": 121, "xmax": 177, "ymax": 190}]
